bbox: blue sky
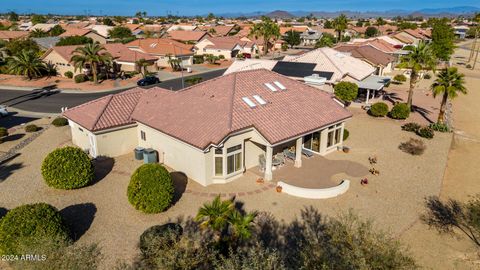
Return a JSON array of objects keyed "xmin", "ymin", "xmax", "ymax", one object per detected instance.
[{"xmin": 1, "ymin": 0, "xmax": 479, "ymax": 16}]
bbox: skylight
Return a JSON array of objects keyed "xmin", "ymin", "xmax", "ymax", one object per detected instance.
[
  {"xmin": 273, "ymin": 81, "xmax": 286, "ymax": 90},
  {"xmin": 150, "ymin": 43, "xmax": 157, "ymax": 48},
  {"xmin": 252, "ymin": 95, "xmax": 267, "ymax": 105},
  {"xmin": 264, "ymin": 83, "xmax": 277, "ymax": 92},
  {"xmin": 242, "ymin": 97, "xmax": 256, "ymax": 108}
]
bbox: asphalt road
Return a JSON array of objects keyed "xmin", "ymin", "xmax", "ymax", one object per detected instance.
[{"xmin": 0, "ymin": 68, "xmax": 226, "ymax": 114}]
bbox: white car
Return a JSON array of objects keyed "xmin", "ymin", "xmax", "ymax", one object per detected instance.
[{"xmin": 0, "ymin": 105, "xmax": 8, "ymax": 117}]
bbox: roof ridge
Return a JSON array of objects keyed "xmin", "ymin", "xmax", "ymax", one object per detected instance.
[
  {"xmin": 320, "ymin": 48, "xmax": 343, "ymax": 76},
  {"xmin": 227, "ymin": 73, "xmax": 237, "ymax": 130},
  {"xmin": 91, "ymin": 94, "xmax": 114, "ymax": 130}
]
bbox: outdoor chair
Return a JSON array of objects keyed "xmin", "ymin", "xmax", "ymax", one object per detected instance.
[
  {"xmin": 275, "ymin": 153, "xmax": 285, "ymax": 165},
  {"xmin": 283, "ymin": 149, "xmax": 295, "ymax": 161},
  {"xmin": 302, "ymin": 149, "xmax": 313, "ymax": 158}
]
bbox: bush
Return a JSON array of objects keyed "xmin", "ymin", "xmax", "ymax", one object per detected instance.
[
  {"xmin": 417, "ymin": 126, "xmax": 434, "ymax": 139},
  {"xmin": 402, "ymin": 122, "xmax": 421, "ymax": 132},
  {"xmin": 369, "ymin": 102, "xmax": 389, "ymax": 117},
  {"xmin": 74, "ymin": 74, "xmax": 88, "ymax": 83},
  {"xmin": 466, "ymin": 64, "xmax": 472, "ymax": 69},
  {"xmin": 64, "ymin": 71, "xmax": 73, "ymax": 78},
  {"xmin": 139, "ymin": 223, "xmax": 183, "ymax": 257},
  {"xmin": 399, "ymin": 138, "xmax": 426, "ymax": 155},
  {"xmin": 429, "ymin": 122, "xmax": 450, "ymax": 132},
  {"xmin": 193, "ymin": 55, "xmax": 204, "ymax": 64},
  {"xmin": 334, "ymin": 81, "xmax": 359, "ymax": 102},
  {"xmin": 0, "ymin": 127, "xmax": 8, "ymax": 137},
  {"xmin": 389, "ymin": 103, "xmax": 410, "ymax": 119},
  {"xmin": 393, "ymin": 74, "xmax": 407, "ymax": 82},
  {"xmin": 0, "ymin": 203, "xmax": 70, "ymax": 255},
  {"xmin": 218, "ymin": 54, "xmax": 225, "ymax": 60},
  {"xmin": 25, "ymin": 124, "xmax": 39, "ymax": 132},
  {"xmin": 343, "ymin": 129, "xmax": 349, "ymax": 141},
  {"xmin": 127, "ymin": 164, "xmax": 174, "ymax": 213},
  {"xmin": 52, "ymin": 117, "xmax": 68, "ymax": 127},
  {"xmin": 41, "ymin": 146, "xmax": 94, "ymax": 189},
  {"xmin": 423, "ymin": 73, "xmax": 431, "ymax": 79}
]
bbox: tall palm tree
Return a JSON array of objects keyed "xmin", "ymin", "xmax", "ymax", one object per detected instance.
[
  {"xmin": 431, "ymin": 67, "xmax": 467, "ymax": 124},
  {"xmin": 7, "ymin": 50, "xmax": 46, "ymax": 80},
  {"xmin": 195, "ymin": 196, "xmax": 234, "ymax": 239},
  {"xmin": 249, "ymin": 17, "xmax": 280, "ymax": 55},
  {"xmin": 333, "ymin": 14, "xmax": 348, "ymax": 42},
  {"xmin": 468, "ymin": 13, "xmax": 480, "ymax": 63},
  {"xmin": 398, "ymin": 41, "xmax": 437, "ymax": 108},
  {"xmin": 70, "ymin": 42, "xmax": 112, "ymax": 84}
]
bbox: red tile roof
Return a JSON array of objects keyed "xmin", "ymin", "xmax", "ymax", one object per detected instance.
[
  {"xmin": 334, "ymin": 44, "xmax": 395, "ymax": 66},
  {"xmin": 125, "ymin": 38, "xmax": 193, "ymax": 56},
  {"xmin": 166, "ymin": 30, "xmax": 208, "ymax": 42},
  {"xmin": 59, "ymin": 28, "xmax": 93, "ymax": 37},
  {"xmin": 0, "ymin": 30, "xmax": 29, "ymax": 40}
]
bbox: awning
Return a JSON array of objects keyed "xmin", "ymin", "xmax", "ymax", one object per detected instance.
[{"xmin": 357, "ymin": 75, "xmax": 391, "ymax": 90}]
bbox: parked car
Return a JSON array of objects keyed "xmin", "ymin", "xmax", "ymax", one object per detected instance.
[
  {"xmin": 0, "ymin": 105, "xmax": 8, "ymax": 117},
  {"xmin": 137, "ymin": 76, "xmax": 160, "ymax": 87}
]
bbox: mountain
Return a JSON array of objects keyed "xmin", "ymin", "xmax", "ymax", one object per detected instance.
[{"xmin": 265, "ymin": 10, "xmax": 295, "ymax": 18}]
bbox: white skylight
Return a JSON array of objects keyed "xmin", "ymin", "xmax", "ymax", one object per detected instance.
[
  {"xmin": 264, "ymin": 83, "xmax": 277, "ymax": 92},
  {"xmin": 242, "ymin": 97, "xmax": 256, "ymax": 108},
  {"xmin": 150, "ymin": 43, "xmax": 157, "ymax": 48},
  {"xmin": 252, "ymin": 95, "xmax": 267, "ymax": 105},
  {"xmin": 273, "ymin": 81, "xmax": 286, "ymax": 90}
]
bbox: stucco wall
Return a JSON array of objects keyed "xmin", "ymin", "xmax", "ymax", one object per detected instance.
[
  {"xmin": 69, "ymin": 120, "xmax": 91, "ymax": 152},
  {"xmin": 86, "ymin": 32, "xmax": 107, "ymax": 44},
  {"xmin": 95, "ymin": 126, "xmax": 138, "ymax": 157},
  {"xmin": 43, "ymin": 50, "xmax": 78, "ymax": 77}
]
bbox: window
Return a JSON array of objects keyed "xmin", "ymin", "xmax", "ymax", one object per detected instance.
[
  {"xmin": 140, "ymin": 131, "xmax": 146, "ymax": 141},
  {"xmin": 304, "ymin": 131, "xmax": 320, "ymax": 152},
  {"xmin": 215, "ymin": 157, "xmax": 223, "ymax": 176},
  {"xmin": 226, "ymin": 144, "xmax": 242, "ymax": 175},
  {"xmin": 327, "ymin": 124, "xmax": 342, "ymax": 148}
]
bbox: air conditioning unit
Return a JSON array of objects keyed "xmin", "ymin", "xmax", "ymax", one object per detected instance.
[{"xmin": 304, "ymin": 74, "xmax": 327, "ymax": 86}]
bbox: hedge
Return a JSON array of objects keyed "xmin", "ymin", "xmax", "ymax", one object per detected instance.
[
  {"xmin": 334, "ymin": 81, "xmax": 359, "ymax": 102},
  {"xmin": 52, "ymin": 117, "xmax": 69, "ymax": 127},
  {"xmin": 127, "ymin": 164, "xmax": 174, "ymax": 213},
  {"xmin": 369, "ymin": 102, "xmax": 389, "ymax": 117},
  {"xmin": 389, "ymin": 103, "xmax": 410, "ymax": 119},
  {"xmin": 0, "ymin": 203, "xmax": 70, "ymax": 255},
  {"xmin": 41, "ymin": 146, "xmax": 94, "ymax": 189},
  {"xmin": 74, "ymin": 74, "xmax": 88, "ymax": 83}
]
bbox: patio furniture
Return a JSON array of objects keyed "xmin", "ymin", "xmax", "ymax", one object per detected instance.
[
  {"xmin": 272, "ymin": 157, "xmax": 282, "ymax": 167},
  {"xmin": 283, "ymin": 149, "xmax": 295, "ymax": 161},
  {"xmin": 302, "ymin": 149, "xmax": 313, "ymax": 157},
  {"xmin": 258, "ymin": 154, "xmax": 266, "ymax": 172},
  {"xmin": 275, "ymin": 153, "xmax": 285, "ymax": 165}
]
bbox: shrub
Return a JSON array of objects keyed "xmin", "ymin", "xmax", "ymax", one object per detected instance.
[
  {"xmin": 429, "ymin": 122, "xmax": 450, "ymax": 132},
  {"xmin": 218, "ymin": 54, "xmax": 225, "ymax": 60},
  {"xmin": 0, "ymin": 203, "xmax": 70, "ymax": 255},
  {"xmin": 466, "ymin": 64, "xmax": 472, "ymax": 69},
  {"xmin": 52, "ymin": 117, "xmax": 68, "ymax": 127},
  {"xmin": 423, "ymin": 73, "xmax": 431, "ymax": 79},
  {"xmin": 127, "ymin": 164, "xmax": 174, "ymax": 213},
  {"xmin": 64, "ymin": 71, "xmax": 73, "ymax": 78},
  {"xmin": 41, "ymin": 146, "xmax": 94, "ymax": 189},
  {"xmin": 193, "ymin": 55, "xmax": 204, "ymax": 64},
  {"xmin": 139, "ymin": 223, "xmax": 183, "ymax": 257},
  {"xmin": 334, "ymin": 81, "xmax": 359, "ymax": 102},
  {"xmin": 0, "ymin": 127, "xmax": 8, "ymax": 137},
  {"xmin": 393, "ymin": 74, "xmax": 407, "ymax": 82},
  {"xmin": 25, "ymin": 124, "xmax": 39, "ymax": 132},
  {"xmin": 399, "ymin": 138, "xmax": 426, "ymax": 155},
  {"xmin": 389, "ymin": 103, "xmax": 410, "ymax": 119},
  {"xmin": 74, "ymin": 74, "xmax": 88, "ymax": 83},
  {"xmin": 343, "ymin": 129, "xmax": 349, "ymax": 141},
  {"xmin": 417, "ymin": 126, "xmax": 434, "ymax": 139},
  {"xmin": 402, "ymin": 122, "xmax": 421, "ymax": 132},
  {"xmin": 369, "ymin": 102, "xmax": 389, "ymax": 117}
]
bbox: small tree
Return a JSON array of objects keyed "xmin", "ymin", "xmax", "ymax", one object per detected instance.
[
  {"xmin": 334, "ymin": 81, "xmax": 358, "ymax": 102},
  {"xmin": 56, "ymin": 36, "xmax": 93, "ymax": 46},
  {"xmin": 430, "ymin": 18, "xmax": 455, "ymax": 62},
  {"xmin": 49, "ymin": 25, "xmax": 66, "ymax": 36},
  {"xmin": 135, "ymin": 58, "xmax": 153, "ymax": 78},
  {"xmin": 365, "ymin": 26, "xmax": 378, "ymax": 37},
  {"xmin": 30, "ymin": 29, "xmax": 49, "ymax": 38},
  {"xmin": 284, "ymin": 30, "xmax": 301, "ymax": 48},
  {"xmin": 315, "ymin": 33, "xmax": 335, "ymax": 48},
  {"xmin": 108, "ymin": 26, "xmax": 133, "ymax": 39}
]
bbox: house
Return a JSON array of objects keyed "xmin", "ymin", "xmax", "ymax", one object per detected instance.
[
  {"xmin": 200, "ymin": 25, "xmax": 237, "ymax": 36},
  {"xmin": 125, "ymin": 38, "xmax": 194, "ymax": 67},
  {"xmin": 166, "ymin": 24, "xmax": 197, "ymax": 32},
  {"xmin": 299, "ymin": 30, "xmax": 322, "ymax": 46},
  {"xmin": 392, "ymin": 29, "xmax": 431, "ymax": 45},
  {"xmin": 32, "ymin": 37, "xmax": 61, "ymax": 50},
  {"xmin": 63, "ymin": 69, "xmax": 352, "ymax": 186},
  {"xmin": 41, "ymin": 43, "xmax": 157, "ymax": 77},
  {"xmin": 194, "ymin": 36, "xmax": 258, "ymax": 59},
  {"xmin": 349, "ymin": 37, "xmax": 408, "ymax": 60},
  {"xmin": 59, "ymin": 28, "xmax": 107, "ymax": 44},
  {"xmin": 29, "ymin": 23, "xmax": 58, "ymax": 33},
  {"xmin": 164, "ymin": 30, "xmax": 209, "ymax": 44},
  {"xmin": 334, "ymin": 44, "xmax": 396, "ymax": 75},
  {"xmin": 0, "ymin": 30, "xmax": 29, "ymax": 42},
  {"xmin": 18, "ymin": 22, "xmax": 33, "ymax": 31},
  {"xmin": 453, "ymin": 25, "xmax": 469, "ymax": 39},
  {"xmin": 85, "ymin": 25, "xmax": 113, "ymax": 39}
]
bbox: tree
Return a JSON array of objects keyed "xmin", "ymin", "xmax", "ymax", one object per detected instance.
[
  {"xmin": 398, "ymin": 41, "xmax": 436, "ymax": 108},
  {"xmin": 70, "ymin": 42, "xmax": 112, "ymax": 84},
  {"xmin": 207, "ymin": 13, "xmax": 216, "ymax": 21},
  {"xmin": 31, "ymin": 14, "xmax": 47, "ymax": 25},
  {"xmin": 102, "ymin": 17, "xmax": 114, "ymax": 26},
  {"xmin": 431, "ymin": 67, "xmax": 467, "ymax": 124},
  {"xmin": 167, "ymin": 55, "xmax": 182, "ymax": 70},
  {"xmin": 204, "ymin": 54, "xmax": 219, "ymax": 65},
  {"xmin": 397, "ymin": 21, "xmax": 418, "ymax": 30},
  {"xmin": 422, "ymin": 195, "xmax": 480, "ymax": 247},
  {"xmin": 7, "ymin": 50, "xmax": 46, "ymax": 80},
  {"xmin": 356, "ymin": 20, "xmax": 363, "ymax": 27},
  {"xmin": 431, "ymin": 18, "xmax": 455, "ymax": 62},
  {"xmin": 333, "ymin": 14, "xmax": 348, "ymax": 42},
  {"xmin": 249, "ymin": 17, "xmax": 280, "ymax": 55},
  {"xmin": 56, "ymin": 35, "xmax": 93, "ymax": 46},
  {"xmin": 468, "ymin": 13, "xmax": 480, "ymax": 69},
  {"xmin": 49, "ymin": 25, "xmax": 66, "ymax": 36},
  {"xmin": 29, "ymin": 29, "xmax": 49, "ymax": 38},
  {"xmin": 284, "ymin": 30, "xmax": 301, "ymax": 48},
  {"xmin": 108, "ymin": 26, "xmax": 133, "ymax": 39},
  {"xmin": 8, "ymin": 11, "xmax": 19, "ymax": 22},
  {"xmin": 5, "ymin": 38, "xmax": 40, "ymax": 56},
  {"xmin": 365, "ymin": 26, "xmax": 379, "ymax": 37},
  {"xmin": 334, "ymin": 81, "xmax": 359, "ymax": 102},
  {"xmin": 315, "ymin": 33, "xmax": 335, "ymax": 48},
  {"xmin": 323, "ymin": 20, "xmax": 333, "ymax": 29},
  {"xmin": 135, "ymin": 58, "xmax": 153, "ymax": 78},
  {"xmin": 376, "ymin": 17, "xmax": 386, "ymax": 26}
]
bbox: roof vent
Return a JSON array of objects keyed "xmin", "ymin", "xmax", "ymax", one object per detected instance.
[
  {"xmin": 150, "ymin": 43, "xmax": 157, "ymax": 48},
  {"xmin": 252, "ymin": 95, "xmax": 267, "ymax": 105},
  {"xmin": 273, "ymin": 81, "xmax": 286, "ymax": 90},
  {"xmin": 264, "ymin": 83, "xmax": 277, "ymax": 92},
  {"xmin": 242, "ymin": 97, "xmax": 256, "ymax": 108}
]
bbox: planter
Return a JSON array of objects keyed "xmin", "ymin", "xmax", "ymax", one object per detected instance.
[
  {"xmin": 343, "ymin": 146, "xmax": 350, "ymax": 153},
  {"xmin": 256, "ymin": 178, "xmax": 264, "ymax": 184},
  {"xmin": 276, "ymin": 186, "xmax": 282, "ymax": 193}
]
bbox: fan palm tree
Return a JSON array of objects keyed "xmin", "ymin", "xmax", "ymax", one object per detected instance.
[
  {"xmin": 249, "ymin": 17, "xmax": 280, "ymax": 55},
  {"xmin": 70, "ymin": 42, "xmax": 112, "ymax": 84},
  {"xmin": 7, "ymin": 50, "xmax": 46, "ymax": 80},
  {"xmin": 398, "ymin": 41, "xmax": 437, "ymax": 108},
  {"xmin": 228, "ymin": 210, "xmax": 257, "ymax": 241},
  {"xmin": 333, "ymin": 14, "xmax": 348, "ymax": 42},
  {"xmin": 135, "ymin": 58, "xmax": 152, "ymax": 78},
  {"xmin": 195, "ymin": 196, "xmax": 234, "ymax": 239},
  {"xmin": 431, "ymin": 67, "xmax": 467, "ymax": 124}
]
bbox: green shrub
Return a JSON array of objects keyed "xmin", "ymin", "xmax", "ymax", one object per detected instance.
[
  {"xmin": 423, "ymin": 73, "xmax": 431, "ymax": 79},
  {"xmin": 402, "ymin": 122, "xmax": 421, "ymax": 132},
  {"xmin": 52, "ymin": 117, "xmax": 68, "ymax": 127},
  {"xmin": 369, "ymin": 102, "xmax": 389, "ymax": 117},
  {"xmin": 140, "ymin": 223, "xmax": 183, "ymax": 256},
  {"xmin": 466, "ymin": 64, "xmax": 472, "ymax": 69},
  {"xmin": 127, "ymin": 164, "xmax": 174, "ymax": 213},
  {"xmin": 417, "ymin": 126, "xmax": 434, "ymax": 139},
  {"xmin": 429, "ymin": 122, "xmax": 450, "ymax": 132},
  {"xmin": 334, "ymin": 82, "xmax": 359, "ymax": 102},
  {"xmin": 193, "ymin": 55, "xmax": 204, "ymax": 64},
  {"xmin": 74, "ymin": 74, "xmax": 88, "ymax": 83},
  {"xmin": 25, "ymin": 124, "xmax": 39, "ymax": 132},
  {"xmin": 389, "ymin": 103, "xmax": 410, "ymax": 119},
  {"xmin": 343, "ymin": 129, "xmax": 349, "ymax": 141},
  {"xmin": 0, "ymin": 127, "xmax": 8, "ymax": 137},
  {"xmin": 218, "ymin": 54, "xmax": 225, "ymax": 60},
  {"xmin": 41, "ymin": 146, "xmax": 94, "ymax": 189},
  {"xmin": 0, "ymin": 203, "xmax": 70, "ymax": 255},
  {"xmin": 393, "ymin": 74, "xmax": 407, "ymax": 82},
  {"xmin": 64, "ymin": 71, "xmax": 73, "ymax": 78}
]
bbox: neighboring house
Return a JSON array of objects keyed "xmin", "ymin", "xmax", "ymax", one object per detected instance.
[
  {"xmin": 59, "ymin": 28, "xmax": 107, "ymax": 44},
  {"xmin": 0, "ymin": 30, "xmax": 29, "ymax": 42},
  {"xmin": 299, "ymin": 30, "xmax": 322, "ymax": 46},
  {"xmin": 334, "ymin": 44, "xmax": 396, "ymax": 75},
  {"xmin": 194, "ymin": 36, "xmax": 258, "ymax": 59},
  {"xmin": 280, "ymin": 26, "xmax": 310, "ymax": 35},
  {"xmin": 200, "ymin": 25, "xmax": 237, "ymax": 36},
  {"xmin": 349, "ymin": 37, "xmax": 408, "ymax": 60},
  {"xmin": 60, "ymin": 21, "xmax": 91, "ymax": 29},
  {"xmin": 126, "ymin": 38, "xmax": 194, "ymax": 67},
  {"xmin": 85, "ymin": 25, "xmax": 113, "ymax": 39},
  {"xmin": 164, "ymin": 30, "xmax": 209, "ymax": 44},
  {"xmin": 64, "ymin": 69, "xmax": 352, "ymax": 186},
  {"xmin": 18, "ymin": 22, "xmax": 33, "ymax": 31},
  {"xmin": 32, "ymin": 36, "xmax": 61, "ymax": 50},
  {"xmin": 392, "ymin": 29, "xmax": 431, "ymax": 45},
  {"xmin": 166, "ymin": 24, "xmax": 197, "ymax": 32},
  {"xmin": 453, "ymin": 25, "xmax": 469, "ymax": 39},
  {"xmin": 29, "ymin": 23, "xmax": 58, "ymax": 33}
]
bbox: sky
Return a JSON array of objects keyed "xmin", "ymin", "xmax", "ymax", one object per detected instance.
[{"xmin": 1, "ymin": 0, "xmax": 479, "ymax": 16}]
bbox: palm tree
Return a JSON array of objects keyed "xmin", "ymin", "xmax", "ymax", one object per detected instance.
[
  {"xmin": 249, "ymin": 17, "xmax": 280, "ymax": 55},
  {"xmin": 70, "ymin": 42, "xmax": 112, "ymax": 84},
  {"xmin": 228, "ymin": 210, "xmax": 257, "ymax": 241},
  {"xmin": 468, "ymin": 13, "xmax": 480, "ymax": 64},
  {"xmin": 431, "ymin": 67, "xmax": 467, "ymax": 124},
  {"xmin": 135, "ymin": 58, "xmax": 152, "ymax": 78},
  {"xmin": 195, "ymin": 196, "xmax": 234, "ymax": 239},
  {"xmin": 398, "ymin": 41, "xmax": 437, "ymax": 108},
  {"xmin": 7, "ymin": 50, "xmax": 46, "ymax": 80},
  {"xmin": 30, "ymin": 29, "xmax": 49, "ymax": 38},
  {"xmin": 167, "ymin": 55, "xmax": 182, "ymax": 71},
  {"xmin": 333, "ymin": 14, "xmax": 348, "ymax": 42}
]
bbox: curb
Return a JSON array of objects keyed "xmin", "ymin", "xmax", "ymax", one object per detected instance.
[{"xmin": 0, "ymin": 84, "xmax": 136, "ymax": 95}]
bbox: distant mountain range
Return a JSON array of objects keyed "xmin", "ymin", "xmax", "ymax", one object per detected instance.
[{"xmin": 217, "ymin": 6, "xmax": 480, "ymax": 18}]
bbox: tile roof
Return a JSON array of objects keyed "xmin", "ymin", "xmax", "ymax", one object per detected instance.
[
  {"xmin": 59, "ymin": 28, "xmax": 93, "ymax": 37},
  {"xmin": 333, "ymin": 44, "xmax": 395, "ymax": 66},
  {"xmin": 210, "ymin": 25, "xmax": 235, "ymax": 36},
  {"xmin": 224, "ymin": 59, "xmax": 278, "ymax": 75},
  {"xmin": 131, "ymin": 69, "xmax": 352, "ymax": 150},
  {"xmin": 166, "ymin": 30, "xmax": 208, "ymax": 42},
  {"xmin": 200, "ymin": 36, "xmax": 255, "ymax": 50},
  {"xmin": 63, "ymin": 88, "xmax": 146, "ymax": 132},
  {"xmin": 0, "ymin": 30, "xmax": 29, "ymax": 40},
  {"xmin": 125, "ymin": 38, "xmax": 193, "ymax": 56},
  {"xmin": 350, "ymin": 38, "xmax": 400, "ymax": 53}
]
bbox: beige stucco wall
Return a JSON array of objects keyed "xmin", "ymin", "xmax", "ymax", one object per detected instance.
[
  {"xmin": 85, "ymin": 32, "xmax": 107, "ymax": 44},
  {"xmin": 95, "ymin": 126, "xmax": 138, "ymax": 157},
  {"xmin": 69, "ymin": 120, "xmax": 91, "ymax": 152},
  {"xmin": 43, "ymin": 50, "xmax": 79, "ymax": 77},
  {"xmin": 156, "ymin": 55, "xmax": 193, "ymax": 67}
]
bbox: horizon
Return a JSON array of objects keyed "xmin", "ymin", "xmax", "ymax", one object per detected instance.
[{"xmin": 1, "ymin": 1, "xmax": 479, "ymax": 16}]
